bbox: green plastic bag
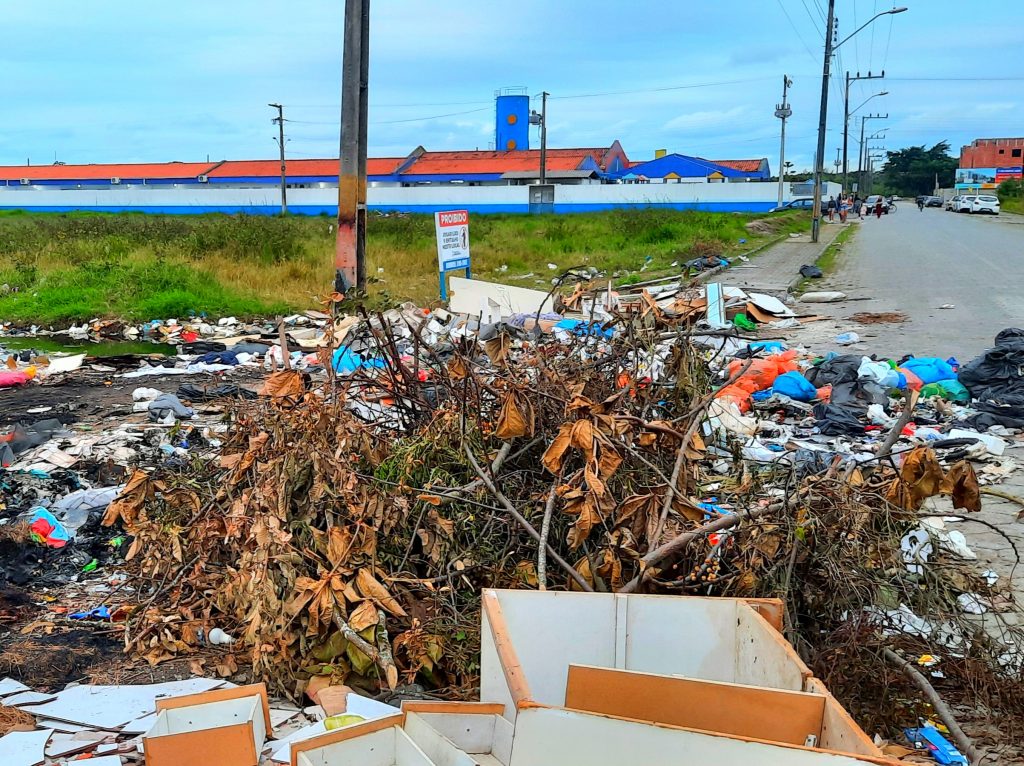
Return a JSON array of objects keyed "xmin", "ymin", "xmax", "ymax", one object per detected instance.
[
  {"xmin": 733, "ymin": 313, "xmax": 756, "ymax": 331},
  {"xmin": 920, "ymin": 379, "xmax": 969, "ymax": 402}
]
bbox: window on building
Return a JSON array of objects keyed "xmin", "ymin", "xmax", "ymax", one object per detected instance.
[
  {"xmin": 1013, "ymin": 148, "xmax": 1022, "ymax": 158},
  {"xmin": 999, "ymin": 149, "xmax": 1005, "ymax": 154}
]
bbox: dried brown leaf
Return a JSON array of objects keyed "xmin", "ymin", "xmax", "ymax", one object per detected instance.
[{"xmin": 355, "ymin": 569, "xmax": 408, "ymax": 617}]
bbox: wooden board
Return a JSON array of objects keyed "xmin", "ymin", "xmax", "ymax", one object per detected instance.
[{"xmin": 564, "ymin": 665, "xmax": 824, "ymax": 746}]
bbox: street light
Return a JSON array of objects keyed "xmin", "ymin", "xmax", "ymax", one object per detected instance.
[
  {"xmin": 850, "ymin": 91, "xmax": 888, "ymax": 117},
  {"xmin": 812, "ymin": 4, "xmax": 908, "ymax": 242}
]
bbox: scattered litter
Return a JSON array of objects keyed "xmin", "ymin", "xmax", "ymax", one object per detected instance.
[
  {"xmin": 800, "ymin": 291, "xmax": 847, "ymax": 303},
  {"xmin": 799, "ymin": 264, "xmax": 823, "ymax": 278},
  {"xmin": 835, "ymin": 332, "xmax": 860, "ymax": 345}
]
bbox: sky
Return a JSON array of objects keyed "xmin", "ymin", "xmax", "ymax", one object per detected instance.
[{"xmin": 2, "ymin": 0, "xmax": 1023, "ymax": 173}]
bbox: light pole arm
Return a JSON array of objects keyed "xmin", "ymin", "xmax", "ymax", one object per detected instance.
[{"xmin": 835, "ymin": 8, "xmax": 907, "ymax": 50}]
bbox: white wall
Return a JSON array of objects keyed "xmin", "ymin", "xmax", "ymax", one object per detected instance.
[{"xmin": 0, "ymin": 181, "xmax": 819, "ymax": 215}]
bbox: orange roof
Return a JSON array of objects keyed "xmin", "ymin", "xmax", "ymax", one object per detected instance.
[
  {"xmin": 0, "ymin": 161, "xmax": 213, "ymax": 181},
  {"xmin": 208, "ymin": 158, "xmax": 404, "ymax": 177},
  {"xmin": 710, "ymin": 159, "xmax": 765, "ymax": 172},
  {"xmin": 403, "ymin": 150, "xmax": 589, "ymax": 176}
]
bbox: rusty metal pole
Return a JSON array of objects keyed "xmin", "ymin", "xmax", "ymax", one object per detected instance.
[{"xmin": 335, "ymin": 0, "xmax": 368, "ymax": 294}]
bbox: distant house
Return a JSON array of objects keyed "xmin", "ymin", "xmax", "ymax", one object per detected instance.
[
  {"xmin": 709, "ymin": 158, "xmax": 771, "ymax": 180},
  {"xmin": 614, "ymin": 154, "xmax": 749, "ymax": 184}
]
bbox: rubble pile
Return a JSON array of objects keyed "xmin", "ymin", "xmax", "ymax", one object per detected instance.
[{"xmin": 3, "ymin": 276, "xmax": 1024, "ymax": 757}]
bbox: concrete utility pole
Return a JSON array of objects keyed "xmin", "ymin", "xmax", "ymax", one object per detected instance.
[
  {"xmin": 858, "ymin": 114, "xmax": 888, "ymax": 191},
  {"xmin": 775, "ymin": 75, "xmax": 793, "ymax": 209},
  {"xmin": 812, "ymin": 4, "xmax": 907, "ymax": 241},
  {"xmin": 810, "ymin": 0, "xmax": 836, "ymax": 243},
  {"xmin": 540, "ymin": 92, "xmax": 548, "ymax": 185},
  {"xmin": 336, "ymin": 0, "xmax": 370, "ymax": 294},
  {"xmin": 269, "ymin": 103, "xmax": 288, "ymax": 215},
  {"xmin": 843, "ymin": 70, "xmax": 885, "ymax": 192}
]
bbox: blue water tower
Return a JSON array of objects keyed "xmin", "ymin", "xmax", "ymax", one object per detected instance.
[{"xmin": 495, "ymin": 91, "xmax": 530, "ymax": 152}]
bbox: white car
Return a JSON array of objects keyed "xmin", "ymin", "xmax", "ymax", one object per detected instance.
[
  {"xmin": 956, "ymin": 195, "xmax": 977, "ymax": 212},
  {"xmin": 945, "ymin": 195, "xmax": 960, "ymax": 211},
  {"xmin": 970, "ymin": 194, "xmax": 1000, "ymax": 215}
]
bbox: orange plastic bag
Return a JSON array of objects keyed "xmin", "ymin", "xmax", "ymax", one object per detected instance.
[
  {"xmin": 897, "ymin": 367, "xmax": 923, "ymax": 392},
  {"xmin": 726, "ymin": 351, "xmax": 798, "ymax": 392},
  {"xmin": 714, "ymin": 376, "xmax": 761, "ymax": 413}
]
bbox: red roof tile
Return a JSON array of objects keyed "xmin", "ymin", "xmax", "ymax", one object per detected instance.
[
  {"xmin": 709, "ymin": 159, "xmax": 765, "ymax": 172},
  {"xmin": 0, "ymin": 162, "xmax": 214, "ymax": 182},
  {"xmin": 208, "ymin": 158, "xmax": 404, "ymax": 177},
  {"xmin": 402, "ymin": 150, "xmax": 589, "ymax": 176}
]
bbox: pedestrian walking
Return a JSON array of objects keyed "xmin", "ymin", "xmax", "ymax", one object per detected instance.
[
  {"xmin": 853, "ymin": 196, "xmax": 863, "ymax": 219},
  {"xmin": 874, "ymin": 199, "xmax": 884, "ymax": 219},
  {"xmin": 839, "ymin": 196, "xmax": 849, "ymax": 223},
  {"xmin": 827, "ymin": 196, "xmax": 836, "ymax": 221}
]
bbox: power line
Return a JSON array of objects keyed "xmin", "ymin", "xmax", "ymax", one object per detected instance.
[
  {"xmin": 774, "ymin": 0, "xmax": 819, "ymax": 60},
  {"xmin": 882, "ymin": 8, "xmax": 895, "ymax": 70},
  {"xmin": 545, "ymin": 76, "xmax": 777, "ymax": 101}
]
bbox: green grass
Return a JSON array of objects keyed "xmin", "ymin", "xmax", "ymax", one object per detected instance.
[
  {"xmin": 1001, "ymin": 198, "xmax": 1024, "ymax": 215},
  {"xmin": 0, "ymin": 208, "xmax": 809, "ymax": 324}
]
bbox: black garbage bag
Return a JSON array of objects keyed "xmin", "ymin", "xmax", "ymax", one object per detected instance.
[
  {"xmin": 829, "ymin": 380, "xmax": 889, "ymax": 411},
  {"xmin": 177, "ymin": 383, "xmax": 258, "ymax": 402},
  {"xmin": 181, "ymin": 341, "xmax": 227, "ymax": 354},
  {"xmin": 799, "ymin": 264, "xmax": 823, "ymax": 279},
  {"xmin": 958, "ymin": 328, "xmax": 1024, "ymax": 401},
  {"xmin": 805, "ymin": 354, "xmax": 863, "ymax": 387},
  {"xmin": 813, "ymin": 403, "xmax": 865, "ymax": 435}
]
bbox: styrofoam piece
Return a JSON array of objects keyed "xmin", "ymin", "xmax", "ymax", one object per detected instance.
[
  {"xmin": 22, "ymin": 678, "xmax": 225, "ymax": 730},
  {"xmin": 34, "ymin": 718, "xmax": 91, "ymax": 733},
  {"xmin": 44, "ymin": 732, "xmax": 99, "ymax": 759},
  {"xmin": 42, "ymin": 353, "xmax": 86, "ymax": 375},
  {"xmin": 0, "ymin": 678, "xmax": 30, "ymax": 697},
  {"xmin": 747, "ymin": 292, "xmax": 795, "ymax": 318},
  {"xmin": 269, "ymin": 707, "xmax": 302, "ymax": 728},
  {"xmin": 293, "ymin": 723, "xmax": 433, "ymax": 766},
  {"xmin": 268, "ymin": 693, "xmax": 399, "ymax": 762},
  {"xmin": 448, "ymin": 277, "xmax": 554, "ymax": 319},
  {"xmin": 119, "ymin": 712, "xmax": 156, "ymax": 734},
  {"xmin": 5, "ymin": 691, "xmax": 57, "ymax": 707},
  {"xmin": 0, "ymin": 728, "xmax": 52, "ymax": 766}
]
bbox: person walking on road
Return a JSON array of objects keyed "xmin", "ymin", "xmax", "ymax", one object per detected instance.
[
  {"xmin": 917, "ymin": 197, "xmax": 925, "ymax": 211},
  {"xmin": 874, "ymin": 199, "xmax": 884, "ymax": 219},
  {"xmin": 853, "ymin": 195, "xmax": 863, "ymax": 219},
  {"xmin": 839, "ymin": 196, "xmax": 849, "ymax": 223},
  {"xmin": 827, "ymin": 196, "xmax": 837, "ymax": 222}
]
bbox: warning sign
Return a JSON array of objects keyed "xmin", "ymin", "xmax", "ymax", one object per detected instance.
[{"xmin": 435, "ymin": 209, "xmax": 470, "ymax": 273}]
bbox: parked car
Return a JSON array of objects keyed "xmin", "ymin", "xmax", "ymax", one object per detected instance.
[
  {"xmin": 865, "ymin": 195, "xmax": 890, "ymax": 213},
  {"xmin": 769, "ymin": 197, "xmax": 815, "ymax": 212},
  {"xmin": 925, "ymin": 196, "xmax": 944, "ymax": 207},
  {"xmin": 946, "ymin": 195, "xmax": 961, "ymax": 211},
  {"xmin": 970, "ymin": 194, "xmax": 1001, "ymax": 215},
  {"xmin": 956, "ymin": 195, "xmax": 977, "ymax": 212}
]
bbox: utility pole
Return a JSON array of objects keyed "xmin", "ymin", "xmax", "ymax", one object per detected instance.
[
  {"xmin": 775, "ymin": 75, "xmax": 793, "ymax": 209},
  {"xmin": 540, "ymin": 92, "xmax": 548, "ymax": 185},
  {"xmin": 811, "ymin": 0, "xmax": 836, "ymax": 243},
  {"xmin": 857, "ymin": 113, "xmax": 887, "ymax": 192},
  {"xmin": 843, "ymin": 70, "xmax": 885, "ymax": 192},
  {"xmin": 336, "ymin": 0, "xmax": 370, "ymax": 294},
  {"xmin": 269, "ymin": 103, "xmax": 288, "ymax": 215},
  {"xmin": 530, "ymin": 93, "xmax": 549, "ymax": 185}
]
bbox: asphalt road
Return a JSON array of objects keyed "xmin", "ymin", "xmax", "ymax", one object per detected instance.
[
  {"xmin": 819, "ymin": 205, "xmax": 1024, "ymax": 361},
  {"xmin": 810, "ymin": 207, "xmax": 1024, "ymax": 610}
]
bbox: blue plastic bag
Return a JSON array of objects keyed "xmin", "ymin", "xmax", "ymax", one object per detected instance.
[
  {"xmin": 900, "ymin": 357, "xmax": 957, "ymax": 385},
  {"xmin": 771, "ymin": 371, "xmax": 817, "ymax": 402}
]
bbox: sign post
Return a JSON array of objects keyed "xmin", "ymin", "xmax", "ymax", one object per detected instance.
[{"xmin": 434, "ymin": 209, "xmax": 471, "ymax": 300}]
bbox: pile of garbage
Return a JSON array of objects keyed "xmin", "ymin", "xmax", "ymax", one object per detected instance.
[{"xmin": 4, "ymin": 275, "xmax": 1024, "ymax": 756}]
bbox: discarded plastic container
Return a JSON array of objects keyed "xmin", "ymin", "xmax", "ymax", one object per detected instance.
[{"xmin": 835, "ymin": 332, "xmax": 860, "ymax": 346}]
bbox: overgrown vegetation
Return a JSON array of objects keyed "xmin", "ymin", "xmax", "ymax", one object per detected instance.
[
  {"xmin": 0, "ymin": 208, "xmax": 806, "ymax": 323},
  {"xmin": 998, "ymin": 178, "xmax": 1024, "ymax": 215}
]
